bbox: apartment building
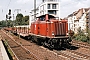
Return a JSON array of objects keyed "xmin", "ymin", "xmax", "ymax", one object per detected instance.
[
  {"xmin": 68, "ymin": 8, "xmax": 90, "ymax": 33},
  {"xmin": 29, "ymin": 0, "xmax": 60, "ymax": 26}
]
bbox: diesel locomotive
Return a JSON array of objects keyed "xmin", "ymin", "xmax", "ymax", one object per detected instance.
[{"xmin": 5, "ymin": 14, "xmax": 71, "ymax": 49}]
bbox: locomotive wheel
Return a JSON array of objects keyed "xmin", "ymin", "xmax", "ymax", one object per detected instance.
[
  {"xmin": 27, "ymin": 35, "xmax": 31, "ymax": 40},
  {"xmin": 42, "ymin": 40, "xmax": 49, "ymax": 47},
  {"xmin": 37, "ymin": 38, "xmax": 42, "ymax": 45},
  {"xmin": 62, "ymin": 38, "xmax": 71, "ymax": 48},
  {"xmin": 42, "ymin": 41, "xmax": 54, "ymax": 50},
  {"xmin": 31, "ymin": 36, "xmax": 35, "ymax": 42},
  {"xmin": 42, "ymin": 41, "xmax": 47, "ymax": 47},
  {"xmin": 49, "ymin": 42, "xmax": 54, "ymax": 49},
  {"xmin": 47, "ymin": 39, "xmax": 58, "ymax": 49}
]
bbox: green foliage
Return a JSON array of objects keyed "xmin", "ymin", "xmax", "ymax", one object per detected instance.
[
  {"xmin": 7, "ymin": 20, "xmax": 13, "ymax": 27},
  {"xmin": 86, "ymin": 29, "xmax": 90, "ymax": 44},
  {"xmin": 73, "ymin": 27, "xmax": 89, "ymax": 42},
  {"xmin": 0, "ymin": 13, "xmax": 29, "ymax": 27},
  {"xmin": 0, "ymin": 20, "xmax": 13, "ymax": 27},
  {"xmin": 16, "ymin": 14, "xmax": 29, "ymax": 25},
  {"xmin": 0, "ymin": 20, "xmax": 7, "ymax": 27},
  {"xmin": 22, "ymin": 16, "xmax": 29, "ymax": 25},
  {"xmin": 16, "ymin": 13, "xmax": 23, "ymax": 25},
  {"xmin": 80, "ymin": 36, "xmax": 89, "ymax": 42},
  {"xmin": 74, "ymin": 35, "xmax": 88, "ymax": 42}
]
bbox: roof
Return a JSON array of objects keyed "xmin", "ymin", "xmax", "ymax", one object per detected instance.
[
  {"xmin": 68, "ymin": 8, "xmax": 90, "ymax": 19},
  {"xmin": 37, "ymin": 14, "xmax": 56, "ymax": 18}
]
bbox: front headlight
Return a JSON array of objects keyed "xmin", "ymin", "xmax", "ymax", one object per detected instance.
[
  {"xmin": 52, "ymin": 31, "xmax": 54, "ymax": 36},
  {"xmin": 67, "ymin": 33, "xmax": 69, "ymax": 35}
]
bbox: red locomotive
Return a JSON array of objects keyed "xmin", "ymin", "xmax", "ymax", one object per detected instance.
[{"xmin": 5, "ymin": 14, "xmax": 71, "ymax": 49}]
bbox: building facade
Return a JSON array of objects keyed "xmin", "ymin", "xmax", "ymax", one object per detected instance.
[
  {"xmin": 29, "ymin": 0, "xmax": 60, "ymax": 26},
  {"xmin": 68, "ymin": 8, "xmax": 90, "ymax": 33}
]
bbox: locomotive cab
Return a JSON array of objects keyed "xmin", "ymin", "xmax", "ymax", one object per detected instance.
[{"xmin": 37, "ymin": 14, "xmax": 56, "ymax": 21}]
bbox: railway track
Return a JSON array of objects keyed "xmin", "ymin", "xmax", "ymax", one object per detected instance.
[
  {"xmin": 1, "ymin": 29, "xmax": 90, "ymax": 60},
  {"xmin": 54, "ymin": 50, "xmax": 81, "ymax": 60},
  {"xmin": 0, "ymin": 29, "xmax": 39, "ymax": 60},
  {"xmin": 54, "ymin": 49, "xmax": 90, "ymax": 60},
  {"xmin": 71, "ymin": 40, "xmax": 90, "ymax": 49},
  {"xmin": 1, "ymin": 29, "xmax": 62, "ymax": 60},
  {"xmin": 40, "ymin": 46, "xmax": 90, "ymax": 60},
  {"xmin": 40, "ymin": 40, "xmax": 90, "ymax": 60}
]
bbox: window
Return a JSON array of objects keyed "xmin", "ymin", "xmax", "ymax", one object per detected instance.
[
  {"xmin": 48, "ymin": 4, "xmax": 50, "ymax": 9},
  {"xmin": 48, "ymin": 10, "xmax": 56, "ymax": 15},
  {"xmin": 42, "ymin": 0, "xmax": 44, "ymax": 2},
  {"xmin": 50, "ymin": 0, "xmax": 53, "ymax": 1},
  {"xmin": 41, "ymin": 6, "xmax": 43, "ymax": 10},
  {"xmin": 52, "ymin": 4, "xmax": 56, "ymax": 9},
  {"xmin": 49, "ymin": 0, "xmax": 55, "ymax": 1}
]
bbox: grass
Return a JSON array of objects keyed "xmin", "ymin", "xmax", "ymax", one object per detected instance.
[{"xmin": 3, "ymin": 39, "xmax": 14, "ymax": 60}]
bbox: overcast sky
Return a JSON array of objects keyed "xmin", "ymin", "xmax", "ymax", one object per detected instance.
[{"xmin": 0, "ymin": 0, "xmax": 90, "ymax": 20}]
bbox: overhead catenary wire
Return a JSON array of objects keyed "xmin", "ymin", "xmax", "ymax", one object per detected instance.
[
  {"xmin": 0, "ymin": 0, "xmax": 11, "ymax": 20},
  {"xmin": 5, "ymin": 0, "xmax": 12, "ymax": 13},
  {"xmin": 61, "ymin": 1, "xmax": 78, "ymax": 7},
  {"xmin": 2, "ymin": 0, "xmax": 84, "ymax": 20}
]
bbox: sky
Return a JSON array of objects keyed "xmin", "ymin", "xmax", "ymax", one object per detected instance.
[{"xmin": 0, "ymin": 0, "xmax": 90, "ymax": 20}]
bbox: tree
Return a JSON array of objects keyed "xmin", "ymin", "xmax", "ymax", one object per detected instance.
[
  {"xmin": 0, "ymin": 20, "xmax": 6, "ymax": 27},
  {"xmin": 16, "ymin": 13, "xmax": 23, "ymax": 25},
  {"xmin": 86, "ymin": 29, "xmax": 90, "ymax": 43},
  {"xmin": 16, "ymin": 14, "xmax": 29, "ymax": 25},
  {"xmin": 73, "ymin": 27, "xmax": 89, "ymax": 42},
  {"xmin": 7, "ymin": 20, "xmax": 13, "ymax": 27},
  {"xmin": 0, "ymin": 20, "xmax": 13, "ymax": 27},
  {"xmin": 22, "ymin": 15, "xmax": 29, "ymax": 25}
]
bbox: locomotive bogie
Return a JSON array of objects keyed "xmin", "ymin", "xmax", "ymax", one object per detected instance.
[{"xmin": 27, "ymin": 32, "xmax": 70, "ymax": 49}]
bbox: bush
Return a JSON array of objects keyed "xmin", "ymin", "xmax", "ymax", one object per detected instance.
[
  {"xmin": 74, "ymin": 35, "xmax": 88, "ymax": 42},
  {"xmin": 80, "ymin": 36, "xmax": 88, "ymax": 42},
  {"xmin": 74, "ymin": 35, "xmax": 80, "ymax": 40},
  {"xmin": 73, "ymin": 27, "xmax": 89, "ymax": 42}
]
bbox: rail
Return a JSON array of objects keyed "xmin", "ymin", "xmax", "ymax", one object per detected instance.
[{"xmin": 1, "ymin": 29, "xmax": 40, "ymax": 60}]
